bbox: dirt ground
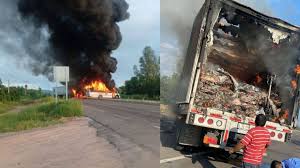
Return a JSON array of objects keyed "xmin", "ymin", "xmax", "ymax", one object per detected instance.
[{"xmin": 0, "ymin": 117, "xmax": 124, "ymax": 168}]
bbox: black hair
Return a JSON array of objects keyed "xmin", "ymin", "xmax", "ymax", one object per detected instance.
[
  {"xmin": 271, "ymin": 160, "xmax": 281, "ymax": 168},
  {"xmin": 255, "ymin": 114, "xmax": 267, "ymax": 126}
]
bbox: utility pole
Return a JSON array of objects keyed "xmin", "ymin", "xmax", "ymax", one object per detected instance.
[
  {"xmin": 65, "ymin": 67, "xmax": 68, "ymax": 101},
  {"xmin": 25, "ymin": 84, "xmax": 28, "ymax": 95},
  {"xmin": 55, "ymin": 82, "xmax": 58, "ymax": 104},
  {"xmin": 24, "ymin": 81, "xmax": 28, "ymax": 95},
  {"xmin": 7, "ymin": 80, "xmax": 10, "ymax": 94}
]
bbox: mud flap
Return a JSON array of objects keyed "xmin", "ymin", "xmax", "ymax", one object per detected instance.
[{"xmin": 175, "ymin": 116, "xmax": 202, "ymax": 147}]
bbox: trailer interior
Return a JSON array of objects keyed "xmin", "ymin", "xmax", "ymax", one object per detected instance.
[{"xmin": 178, "ymin": 0, "xmax": 300, "ymax": 127}]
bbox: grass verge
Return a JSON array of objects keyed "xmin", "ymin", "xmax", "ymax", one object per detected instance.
[
  {"xmin": 0, "ymin": 97, "xmax": 54, "ymax": 115},
  {"xmin": 0, "ymin": 102, "xmax": 15, "ymax": 114},
  {"xmin": 0, "ymin": 99, "xmax": 82, "ymax": 133}
]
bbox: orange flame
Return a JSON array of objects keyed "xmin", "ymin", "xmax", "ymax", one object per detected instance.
[
  {"xmin": 72, "ymin": 89, "xmax": 76, "ymax": 95},
  {"xmin": 291, "ymin": 80, "xmax": 297, "ymax": 90},
  {"xmin": 72, "ymin": 89, "xmax": 83, "ymax": 98},
  {"xmin": 72, "ymin": 80, "xmax": 117, "ymax": 98},
  {"xmin": 84, "ymin": 80, "xmax": 115, "ymax": 93},
  {"xmin": 283, "ymin": 109, "xmax": 289, "ymax": 119},
  {"xmin": 273, "ymin": 109, "xmax": 289, "ymax": 123},
  {"xmin": 295, "ymin": 64, "xmax": 300, "ymax": 74},
  {"xmin": 254, "ymin": 74, "xmax": 263, "ymax": 85}
]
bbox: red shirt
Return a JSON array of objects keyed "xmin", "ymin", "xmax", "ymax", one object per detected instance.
[{"xmin": 241, "ymin": 126, "xmax": 271, "ymax": 165}]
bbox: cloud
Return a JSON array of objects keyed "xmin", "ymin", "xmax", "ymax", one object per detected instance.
[
  {"xmin": 160, "ymin": 42, "xmax": 181, "ymax": 76},
  {"xmin": 160, "ymin": 42, "xmax": 178, "ymax": 50},
  {"xmin": 113, "ymin": 0, "xmax": 160, "ymax": 86}
]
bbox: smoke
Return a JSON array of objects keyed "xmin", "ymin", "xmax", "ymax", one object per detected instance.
[
  {"xmin": 0, "ymin": 0, "xmax": 51, "ymax": 74},
  {"xmin": 214, "ymin": 3, "xmax": 300, "ymax": 121},
  {"xmin": 241, "ymin": 24, "xmax": 300, "ymax": 113},
  {"xmin": 161, "ymin": 0, "xmax": 272, "ymax": 73},
  {"xmin": 161, "ymin": 0, "xmax": 204, "ymax": 73},
  {"xmin": 15, "ymin": 0, "xmax": 129, "ymax": 88},
  {"xmin": 161, "ymin": 0, "xmax": 204, "ymax": 50}
]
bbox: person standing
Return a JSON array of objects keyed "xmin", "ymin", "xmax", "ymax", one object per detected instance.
[{"xmin": 229, "ymin": 114, "xmax": 271, "ymax": 168}]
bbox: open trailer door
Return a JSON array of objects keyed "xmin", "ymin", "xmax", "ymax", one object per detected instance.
[{"xmin": 176, "ymin": 0, "xmax": 221, "ymax": 107}]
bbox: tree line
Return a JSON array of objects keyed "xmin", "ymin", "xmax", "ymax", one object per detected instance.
[
  {"xmin": 119, "ymin": 46, "xmax": 160, "ymax": 100},
  {"xmin": 0, "ymin": 79, "xmax": 46, "ymax": 102}
]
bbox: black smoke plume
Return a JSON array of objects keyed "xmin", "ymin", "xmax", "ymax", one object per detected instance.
[{"xmin": 18, "ymin": 0, "xmax": 129, "ymax": 88}]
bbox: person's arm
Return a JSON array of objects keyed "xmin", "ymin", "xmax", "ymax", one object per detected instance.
[
  {"xmin": 229, "ymin": 142, "xmax": 245, "ymax": 154},
  {"xmin": 229, "ymin": 130, "xmax": 252, "ymax": 154},
  {"xmin": 265, "ymin": 134, "xmax": 272, "ymax": 149}
]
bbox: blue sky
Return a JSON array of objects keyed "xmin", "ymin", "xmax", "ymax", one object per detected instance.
[
  {"xmin": 0, "ymin": 0, "xmax": 160, "ymax": 90},
  {"xmin": 267, "ymin": 0, "xmax": 300, "ymax": 26}
]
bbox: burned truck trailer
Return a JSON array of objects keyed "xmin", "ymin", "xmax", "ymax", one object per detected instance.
[{"xmin": 175, "ymin": 0, "xmax": 300, "ymax": 150}]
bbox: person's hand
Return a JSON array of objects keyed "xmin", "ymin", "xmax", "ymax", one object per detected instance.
[{"xmin": 228, "ymin": 148, "xmax": 234, "ymax": 154}]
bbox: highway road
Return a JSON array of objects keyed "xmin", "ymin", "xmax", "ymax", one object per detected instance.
[
  {"xmin": 83, "ymin": 99, "xmax": 160, "ymax": 168},
  {"xmin": 160, "ymin": 113, "xmax": 300, "ymax": 168}
]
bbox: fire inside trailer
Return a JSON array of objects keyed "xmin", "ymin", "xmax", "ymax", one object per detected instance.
[
  {"xmin": 177, "ymin": 0, "xmax": 300, "ymax": 127},
  {"xmin": 174, "ymin": 0, "xmax": 299, "ymax": 151}
]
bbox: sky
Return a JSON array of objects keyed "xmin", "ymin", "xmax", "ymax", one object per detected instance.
[
  {"xmin": 267, "ymin": 0, "xmax": 300, "ymax": 26},
  {"xmin": 161, "ymin": 0, "xmax": 300, "ymax": 76},
  {"xmin": 0, "ymin": 0, "xmax": 160, "ymax": 90},
  {"xmin": 113, "ymin": 0, "xmax": 160, "ymax": 87}
]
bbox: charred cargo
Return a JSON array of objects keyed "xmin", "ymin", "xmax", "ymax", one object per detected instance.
[{"xmin": 175, "ymin": 0, "xmax": 298, "ymax": 150}]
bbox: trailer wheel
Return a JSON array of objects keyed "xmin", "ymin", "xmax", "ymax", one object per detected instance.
[{"xmin": 98, "ymin": 95, "xmax": 103, "ymax": 99}]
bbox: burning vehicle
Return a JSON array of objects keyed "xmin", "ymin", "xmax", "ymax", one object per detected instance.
[
  {"xmin": 72, "ymin": 80, "xmax": 120, "ymax": 99},
  {"xmin": 175, "ymin": 0, "xmax": 300, "ymax": 151}
]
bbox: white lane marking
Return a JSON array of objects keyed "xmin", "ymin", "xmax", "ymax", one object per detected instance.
[
  {"xmin": 153, "ymin": 126, "xmax": 160, "ymax": 129},
  {"xmin": 160, "ymin": 152, "xmax": 208, "ymax": 164},
  {"xmin": 113, "ymin": 114, "xmax": 131, "ymax": 120},
  {"xmin": 160, "ymin": 155, "xmax": 186, "ymax": 164}
]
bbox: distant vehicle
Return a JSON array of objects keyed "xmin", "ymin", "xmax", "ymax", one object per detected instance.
[{"xmin": 85, "ymin": 90, "xmax": 120, "ymax": 99}]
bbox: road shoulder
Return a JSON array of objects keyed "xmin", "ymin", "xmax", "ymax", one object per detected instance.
[{"xmin": 0, "ymin": 117, "xmax": 124, "ymax": 168}]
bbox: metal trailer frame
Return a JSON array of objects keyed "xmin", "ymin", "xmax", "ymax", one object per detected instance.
[{"xmin": 175, "ymin": 0, "xmax": 299, "ymax": 148}]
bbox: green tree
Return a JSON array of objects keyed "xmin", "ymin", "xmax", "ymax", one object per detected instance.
[
  {"xmin": 137, "ymin": 46, "xmax": 160, "ymax": 79},
  {"xmin": 120, "ymin": 46, "xmax": 160, "ymax": 100}
]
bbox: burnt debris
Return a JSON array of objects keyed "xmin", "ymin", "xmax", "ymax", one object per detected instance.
[{"xmin": 188, "ymin": 0, "xmax": 300, "ymax": 125}]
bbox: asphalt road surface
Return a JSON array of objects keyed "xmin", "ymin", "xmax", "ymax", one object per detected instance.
[
  {"xmin": 160, "ymin": 114, "xmax": 300, "ymax": 168},
  {"xmin": 83, "ymin": 99, "xmax": 160, "ymax": 168}
]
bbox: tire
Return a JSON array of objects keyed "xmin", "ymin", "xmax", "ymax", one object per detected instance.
[
  {"xmin": 98, "ymin": 95, "xmax": 103, "ymax": 99},
  {"xmin": 115, "ymin": 95, "xmax": 120, "ymax": 99}
]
